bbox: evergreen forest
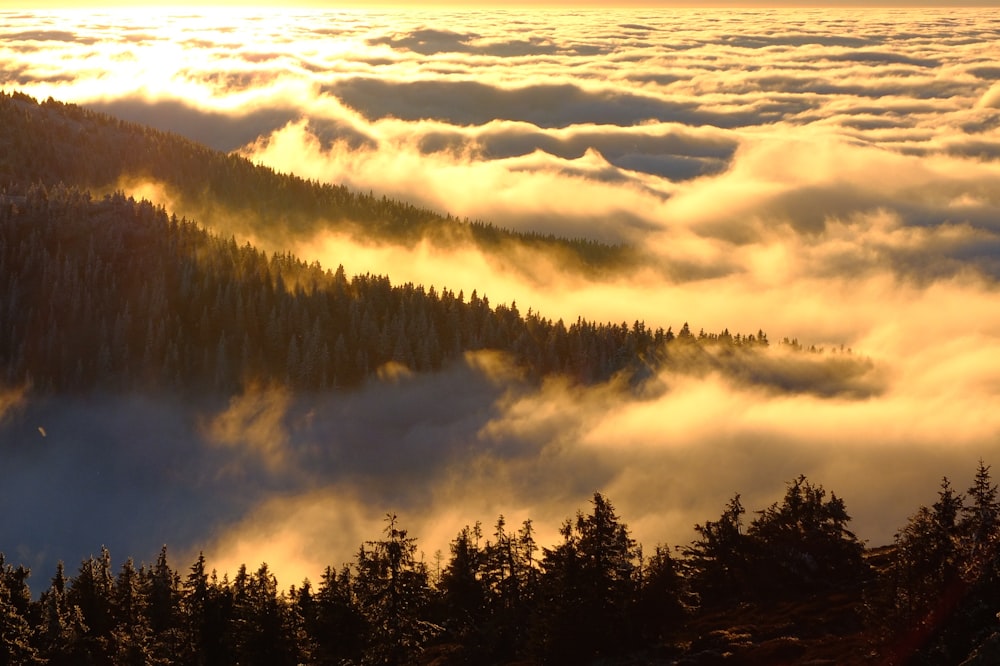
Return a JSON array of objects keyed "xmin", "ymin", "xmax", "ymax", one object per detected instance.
[
  {"xmin": 5, "ymin": 466, "xmax": 1000, "ymax": 664},
  {"xmin": 0, "ymin": 92, "xmax": 632, "ymax": 273},
  {"xmin": 0, "ymin": 90, "xmax": 986, "ymax": 663},
  {"xmin": 3, "ymin": 91, "xmax": 869, "ymax": 397},
  {"xmin": 1, "ymin": 180, "xmax": 875, "ymax": 397}
]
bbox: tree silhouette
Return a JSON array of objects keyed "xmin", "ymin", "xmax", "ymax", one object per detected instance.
[
  {"xmin": 0, "ymin": 554, "xmax": 38, "ymax": 666},
  {"xmin": 636, "ymin": 544, "xmax": 688, "ymax": 644},
  {"xmin": 67, "ymin": 547, "xmax": 115, "ymax": 662},
  {"xmin": 35, "ymin": 562, "xmax": 88, "ymax": 666},
  {"xmin": 747, "ymin": 475, "xmax": 867, "ymax": 597},
  {"xmin": 109, "ymin": 558, "xmax": 152, "ymax": 666},
  {"xmin": 684, "ymin": 493, "xmax": 748, "ymax": 604},
  {"xmin": 353, "ymin": 514, "xmax": 437, "ymax": 665},
  {"xmin": 534, "ymin": 493, "xmax": 638, "ymax": 664},
  {"xmin": 306, "ymin": 565, "xmax": 366, "ymax": 665}
]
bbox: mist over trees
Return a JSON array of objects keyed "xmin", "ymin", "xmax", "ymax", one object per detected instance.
[
  {"xmin": 0, "ymin": 89, "xmax": 929, "ymax": 663},
  {"xmin": 0, "ymin": 91, "xmax": 631, "ymax": 273},
  {"xmin": 0, "ymin": 90, "xmax": 886, "ymax": 402},
  {"xmin": 1, "ymin": 179, "xmax": 867, "ymax": 400},
  {"xmin": 5, "ymin": 465, "xmax": 1000, "ymax": 664}
]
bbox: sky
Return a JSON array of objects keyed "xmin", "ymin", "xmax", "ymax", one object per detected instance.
[
  {"xmin": 2, "ymin": 5, "xmax": 1000, "ymax": 588},
  {"xmin": 4, "ymin": 1, "xmax": 999, "ymax": 7}
]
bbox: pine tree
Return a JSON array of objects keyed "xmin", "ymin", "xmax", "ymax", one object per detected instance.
[
  {"xmin": 683, "ymin": 493, "xmax": 748, "ymax": 604},
  {"xmin": 230, "ymin": 562, "xmax": 300, "ymax": 666},
  {"xmin": 747, "ymin": 476, "xmax": 867, "ymax": 597},
  {"xmin": 636, "ymin": 544, "xmax": 687, "ymax": 644},
  {"xmin": 962, "ymin": 460, "xmax": 1000, "ymax": 558},
  {"xmin": 67, "ymin": 547, "xmax": 115, "ymax": 662},
  {"xmin": 309, "ymin": 565, "xmax": 365, "ymax": 665},
  {"xmin": 109, "ymin": 557, "xmax": 152, "ymax": 666},
  {"xmin": 534, "ymin": 493, "xmax": 638, "ymax": 664},
  {"xmin": 353, "ymin": 514, "xmax": 436, "ymax": 665},
  {"xmin": 146, "ymin": 545, "xmax": 187, "ymax": 662},
  {"xmin": 878, "ymin": 466, "xmax": 1000, "ymax": 663},
  {"xmin": 0, "ymin": 554, "xmax": 39, "ymax": 665},
  {"xmin": 35, "ymin": 562, "xmax": 88, "ymax": 666},
  {"xmin": 439, "ymin": 524, "xmax": 486, "ymax": 635},
  {"xmin": 891, "ymin": 477, "xmax": 964, "ymax": 619},
  {"xmin": 181, "ymin": 553, "xmax": 235, "ymax": 665}
]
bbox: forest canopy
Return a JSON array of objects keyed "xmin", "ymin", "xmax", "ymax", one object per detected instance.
[
  {"xmin": 0, "ymin": 90, "xmax": 931, "ymax": 666},
  {"xmin": 5, "ymin": 465, "xmax": 1000, "ymax": 665},
  {"xmin": 0, "ymin": 180, "xmax": 877, "ymax": 398},
  {"xmin": 0, "ymin": 91, "xmax": 634, "ymax": 275}
]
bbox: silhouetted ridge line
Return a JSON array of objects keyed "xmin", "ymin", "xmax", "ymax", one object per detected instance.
[{"xmin": 0, "ymin": 90, "xmax": 634, "ymax": 273}]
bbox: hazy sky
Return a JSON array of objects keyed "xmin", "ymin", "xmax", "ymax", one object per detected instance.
[
  {"xmin": 3, "ymin": 5, "xmax": 1000, "ymax": 587},
  {"xmin": 4, "ymin": 1, "xmax": 998, "ymax": 7}
]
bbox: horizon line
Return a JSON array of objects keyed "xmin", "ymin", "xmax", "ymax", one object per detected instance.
[{"xmin": 5, "ymin": 2, "xmax": 997, "ymax": 10}]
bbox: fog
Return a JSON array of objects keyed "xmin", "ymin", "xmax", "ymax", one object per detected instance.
[{"xmin": 2, "ymin": 7, "xmax": 1000, "ymax": 589}]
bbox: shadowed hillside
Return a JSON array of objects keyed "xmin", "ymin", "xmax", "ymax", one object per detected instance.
[
  {"xmin": 0, "ymin": 182, "xmax": 875, "ymax": 397},
  {"xmin": 0, "ymin": 91, "xmax": 634, "ymax": 274}
]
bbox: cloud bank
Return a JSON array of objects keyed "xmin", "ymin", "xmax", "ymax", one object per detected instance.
[{"xmin": 3, "ymin": 7, "xmax": 1000, "ymax": 588}]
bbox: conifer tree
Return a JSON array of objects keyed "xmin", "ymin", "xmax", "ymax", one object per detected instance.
[
  {"xmin": 230, "ymin": 563, "xmax": 300, "ymax": 666},
  {"xmin": 36, "ymin": 562, "xmax": 88, "ymax": 666},
  {"xmin": 68, "ymin": 547, "xmax": 115, "ymax": 661},
  {"xmin": 747, "ymin": 475, "xmax": 867, "ymax": 596},
  {"xmin": 0, "ymin": 554, "xmax": 39, "ymax": 666},
  {"xmin": 891, "ymin": 477, "xmax": 964, "ymax": 620},
  {"xmin": 962, "ymin": 460, "xmax": 1000, "ymax": 558},
  {"xmin": 181, "ymin": 553, "xmax": 235, "ymax": 665},
  {"xmin": 146, "ymin": 545, "xmax": 189, "ymax": 662},
  {"xmin": 534, "ymin": 493, "xmax": 638, "ymax": 664},
  {"xmin": 636, "ymin": 544, "xmax": 687, "ymax": 644},
  {"xmin": 353, "ymin": 514, "xmax": 436, "ymax": 665},
  {"xmin": 683, "ymin": 493, "xmax": 748, "ymax": 604},
  {"xmin": 109, "ymin": 558, "xmax": 152, "ymax": 666},
  {"xmin": 309, "ymin": 565, "xmax": 365, "ymax": 665},
  {"xmin": 439, "ymin": 524, "xmax": 486, "ymax": 635}
]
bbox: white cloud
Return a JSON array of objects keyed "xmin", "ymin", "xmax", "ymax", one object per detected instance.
[{"xmin": 4, "ymin": 6, "xmax": 1000, "ymax": 586}]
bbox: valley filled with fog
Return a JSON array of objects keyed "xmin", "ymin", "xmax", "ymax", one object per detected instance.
[{"xmin": 2, "ymin": 7, "xmax": 1000, "ymax": 591}]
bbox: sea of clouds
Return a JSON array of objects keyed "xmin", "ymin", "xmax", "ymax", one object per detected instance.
[{"xmin": 2, "ymin": 7, "xmax": 1000, "ymax": 588}]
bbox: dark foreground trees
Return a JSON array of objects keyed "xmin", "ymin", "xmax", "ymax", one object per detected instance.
[
  {"xmin": 534, "ymin": 494, "xmax": 641, "ymax": 664},
  {"xmin": 6, "ymin": 465, "xmax": 1000, "ymax": 664},
  {"xmin": 872, "ymin": 460, "xmax": 1000, "ymax": 665},
  {"xmin": 353, "ymin": 514, "xmax": 436, "ymax": 665},
  {"xmin": 684, "ymin": 476, "xmax": 868, "ymax": 607}
]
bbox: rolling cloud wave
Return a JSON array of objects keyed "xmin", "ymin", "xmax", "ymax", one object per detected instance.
[{"xmin": 3, "ymin": 7, "xmax": 1000, "ymax": 587}]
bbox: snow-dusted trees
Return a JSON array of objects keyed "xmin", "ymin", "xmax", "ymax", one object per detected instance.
[
  {"xmin": 0, "ymin": 554, "xmax": 38, "ymax": 666},
  {"xmin": 353, "ymin": 514, "xmax": 436, "ymax": 665},
  {"xmin": 0, "ymin": 182, "xmax": 792, "ymax": 399}
]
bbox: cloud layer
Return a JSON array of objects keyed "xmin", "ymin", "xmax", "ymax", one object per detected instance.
[{"xmin": 3, "ymin": 7, "xmax": 1000, "ymax": 588}]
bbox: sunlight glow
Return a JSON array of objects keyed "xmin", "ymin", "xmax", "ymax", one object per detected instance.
[{"xmin": 3, "ymin": 3, "xmax": 1000, "ymax": 602}]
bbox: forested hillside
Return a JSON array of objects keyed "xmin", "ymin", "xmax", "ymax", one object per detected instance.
[
  {"xmin": 0, "ymin": 91, "xmax": 631, "ymax": 272},
  {"xmin": 5, "ymin": 464, "xmax": 1000, "ymax": 665},
  {"xmin": 0, "ymin": 89, "xmax": 886, "ymax": 398},
  {"xmin": 0, "ymin": 89, "xmax": 917, "ymax": 665},
  {"xmin": 0, "ymin": 182, "xmax": 878, "ymax": 397}
]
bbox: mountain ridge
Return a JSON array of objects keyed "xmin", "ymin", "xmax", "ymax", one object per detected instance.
[
  {"xmin": 0, "ymin": 90, "xmax": 881, "ymax": 398},
  {"xmin": 0, "ymin": 90, "xmax": 636, "ymax": 276}
]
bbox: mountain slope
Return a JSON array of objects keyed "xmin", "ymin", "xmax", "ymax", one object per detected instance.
[
  {"xmin": 0, "ymin": 183, "xmax": 640, "ymax": 394},
  {"xmin": 0, "ymin": 182, "xmax": 881, "ymax": 398},
  {"xmin": 0, "ymin": 91, "xmax": 883, "ymax": 398},
  {"xmin": 0, "ymin": 91, "xmax": 632, "ymax": 274}
]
